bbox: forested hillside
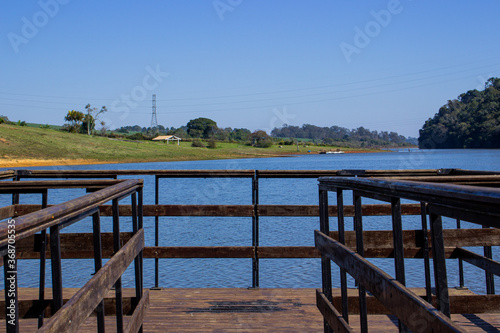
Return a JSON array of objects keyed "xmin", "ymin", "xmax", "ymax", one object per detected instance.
[
  {"xmin": 419, "ymin": 78, "xmax": 500, "ymax": 148},
  {"xmin": 271, "ymin": 124, "xmax": 415, "ymax": 147}
]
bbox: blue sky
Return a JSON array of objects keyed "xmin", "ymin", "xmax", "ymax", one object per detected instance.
[{"xmin": 1, "ymin": 1, "xmax": 500, "ymax": 137}]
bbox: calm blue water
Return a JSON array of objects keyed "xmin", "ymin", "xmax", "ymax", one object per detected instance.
[{"xmin": 1, "ymin": 149, "xmax": 499, "ymax": 293}]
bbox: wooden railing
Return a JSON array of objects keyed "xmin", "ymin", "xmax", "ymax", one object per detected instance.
[
  {"xmin": 8, "ymin": 168, "xmax": 500, "ymax": 290},
  {"xmin": 0, "ymin": 179, "xmax": 146, "ymax": 333},
  {"xmin": 316, "ymin": 176, "xmax": 500, "ymax": 333},
  {"xmin": 2, "ymin": 169, "xmax": 500, "ymax": 332}
]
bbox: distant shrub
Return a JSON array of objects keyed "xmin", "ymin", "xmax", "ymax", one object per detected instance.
[
  {"xmin": 40, "ymin": 124, "xmax": 51, "ymax": 129},
  {"xmin": 256, "ymin": 139, "xmax": 273, "ymax": 148},
  {"xmin": 16, "ymin": 120, "xmax": 27, "ymax": 126},
  {"xmin": 207, "ymin": 139, "xmax": 217, "ymax": 149},
  {"xmin": 107, "ymin": 132, "xmax": 124, "ymax": 139},
  {"xmin": 191, "ymin": 139, "xmax": 206, "ymax": 148},
  {"xmin": 127, "ymin": 132, "xmax": 150, "ymax": 140}
]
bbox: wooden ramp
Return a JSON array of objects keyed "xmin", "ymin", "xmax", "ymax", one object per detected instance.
[{"xmin": 2, "ymin": 288, "xmax": 500, "ymax": 332}]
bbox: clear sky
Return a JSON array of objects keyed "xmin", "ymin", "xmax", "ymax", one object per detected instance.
[{"xmin": 1, "ymin": 1, "xmax": 500, "ymax": 137}]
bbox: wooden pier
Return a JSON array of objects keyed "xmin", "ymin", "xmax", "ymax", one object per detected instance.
[
  {"xmin": 0, "ymin": 169, "xmax": 499, "ymax": 332},
  {"xmin": 1, "ymin": 287, "xmax": 499, "ymax": 332}
]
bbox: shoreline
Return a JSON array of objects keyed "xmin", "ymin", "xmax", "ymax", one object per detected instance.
[{"xmin": 0, "ymin": 149, "xmax": 386, "ymax": 169}]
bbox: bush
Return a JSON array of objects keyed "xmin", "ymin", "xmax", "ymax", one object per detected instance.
[
  {"xmin": 127, "ymin": 132, "xmax": 151, "ymax": 140},
  {"xmin": 207, "ymin": 139, "xmax": 217, "ymax": 149},
  {"xmin": 191, "ymin": 139, "xmax": 206, "ymax": 148},
  {"xmin": 256, "ymin": 139, "xmax": 273, "ymax": 148},
  {"xmin": 106, "ymin": 132, "xmax": 124, "ymax": 139}
]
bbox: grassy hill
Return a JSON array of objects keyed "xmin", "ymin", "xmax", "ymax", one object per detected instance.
[{"xmin": 0, "ymin": 124, "xmax": 370, "ymax": 167}]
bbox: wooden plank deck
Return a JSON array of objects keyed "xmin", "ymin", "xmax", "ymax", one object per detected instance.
[{"xmin": 1, "ymin": 288, "xmax": 499, "ymax": 332}]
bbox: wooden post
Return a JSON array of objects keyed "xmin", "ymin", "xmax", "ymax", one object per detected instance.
[
  {"xmin": 113, "ymin": 199, "xmax": 124, "ymax": 333},
  {"xmin": 50, "ymin": 225, "xmax": 63, "ymax": 313},
  {"xmin": 155, "ymin": 175, "xmax": 160, "ymax": 289},
  {"xmin": 38, "ymin": 191, "xmax": 48, "ymax": 328},
  {"xmin": 336, "ymin": 189, "xmax": 349, "ymax": 323},
  {"xmin": 354, "ymin": 194, "xmax": 368, "ymax": 333},
  {"xmin": 420, "ymin": 202, "xmax": 432, "ymax": 303},
  {"xmin": 92, "ymin": 212, "xmax": 105, "ymax": 333},
  {"xmin": 319, "ymin": 187, "xmax": 332, "ymax": 333},
  {"xmin": 429, "ymin": 212, "xmax": 450, "ymax": 317}
]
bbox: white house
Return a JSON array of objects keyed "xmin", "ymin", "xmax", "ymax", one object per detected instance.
[{"xmin": 152, "ymin": 135, "xmax": 182, "ymax": 145}]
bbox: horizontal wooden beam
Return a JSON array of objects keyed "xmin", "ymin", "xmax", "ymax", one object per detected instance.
[
  {"xmin": 0, "ymin": 205, "xmax": 15, "ymax": 220},
  {"xmin": 0, "ymin": 179, "xmax": 125, "ymax": 192},
  {"xmin": 315, "ymin": 230, "xmax": 466, "ymax": 333},
  {"xmin": 0, "ymin": 170, "xmax": 15, "ymax": 180},
  {"xmin": 13, "ymin": 203, "xmax": 422, "ymax": 218},
  {"xmin": 17, "ymin": 169, "xmax": 256, "ymax": 178},
  {"xmin": 0, "ymin": 180, "xmax": 143, "ymax": 248},
  {"xmin": 258, "ymin": 246, "xmax": 318, "ymax": 258},
  {"xmin": 324, "ymin": 291, "xmax": 500, "ymax": 315},
  {"xmin": 330, "ymin": 228, "xmax": 500, "ymax": 250},
  {"xmin": 12, "ymin": 232, "xmax": 133, "ymax": 260},
  {"xmin": 140, "ymin": 205, "xmax": 254, "ymax": 217},
  {"xmin": 13, "ymin": 168, "xmax": 500, "ymax": 181},
  {"xmin": 144, "ymin": 246, "xmax": 254, "ymax": 258},
  {"xmin": 452, "ymin": 247, "xmax": 500, "ymax": 277},
  {"xmin": 8, "ymin": 228, "xmax": 499, "ymax": 262}
]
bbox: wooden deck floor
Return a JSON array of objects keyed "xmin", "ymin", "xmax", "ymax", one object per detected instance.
[{"xmin": 2, "ymin": 288, "xmax": 500, "ymax": 332}]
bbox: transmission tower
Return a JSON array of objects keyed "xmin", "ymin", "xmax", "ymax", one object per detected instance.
[{"xmin": 151, "ymin": 94, "xmax": 158, "ymax": 134}]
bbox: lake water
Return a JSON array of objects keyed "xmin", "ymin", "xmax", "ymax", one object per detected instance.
[{"xmin": 2, "ymin": 149, "xmax": 500, "ymax": 293}]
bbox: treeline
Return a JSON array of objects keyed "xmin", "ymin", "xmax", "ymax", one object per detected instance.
[
  {"xmin": 271, "ymin": 124, "xmax": 416, "ymax": 148},
  {"xmin": 113, "ymin": 117, "xmax": 415, "ymax": 148},
  {"xmin": 419, "ymin": 78, "xmax": 500, "ymax": 148},
  {"xmin": 116, "ymin": 118, "xmax": 253, "ymax": 142}
]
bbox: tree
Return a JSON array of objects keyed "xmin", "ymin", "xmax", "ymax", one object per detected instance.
[
  {"xmin": 64, "ymin": 110, "xmax": 85, "ymax": 133},
  {"xmin": 186, "ymin": 117, "xmax": 217, "ymax": 138},
  {"xmin": 84, "ymin": 104, "xmax": 107, "ymax": 135},
  {"xmin": 251, "ymin": 130, "xmax": 273, "ymax": 148},
  {"xmin": 0, "ymin": 115, "xmax": 10, "ymax": 124},
  {"xmin": 230, "ymin": 128, "xmax": 251, "ymax": 142},
  {"xmin": 418, "ymin": 77, "xmax": 500, "ymax": 148}
]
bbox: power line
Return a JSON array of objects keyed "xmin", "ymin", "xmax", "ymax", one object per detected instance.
[{"xmin": 151, "ymin": 94, "xmax": 158, "ymax": 134}]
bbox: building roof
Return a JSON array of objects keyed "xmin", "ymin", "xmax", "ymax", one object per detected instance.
[{"xmin": 152, "ymin": 135, "xmax": 182, "ymax": 141}]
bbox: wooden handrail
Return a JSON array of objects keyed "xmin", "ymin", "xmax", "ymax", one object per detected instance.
[
  {"xmin": 38, "ymin": 229, "xmax": 144, "ymax": 333},
  {"xmin": 0, "ymin": 180, "xmax": 143, "ymax": 247},
  {"xmin": 315, "ymin": 230, "xmax": 466, "ymax": 333}
]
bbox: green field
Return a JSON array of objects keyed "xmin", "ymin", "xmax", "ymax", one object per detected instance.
[{"xmin": 0, "ymin": 124, "xmax": 373, "ymax": 166}]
